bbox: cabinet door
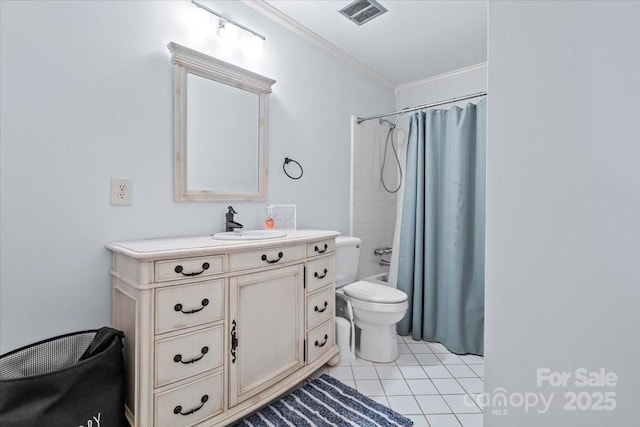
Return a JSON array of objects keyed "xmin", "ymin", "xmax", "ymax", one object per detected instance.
[{"xmin": 228, "ymin": 264, "xmax": 304, "ymax": 407}]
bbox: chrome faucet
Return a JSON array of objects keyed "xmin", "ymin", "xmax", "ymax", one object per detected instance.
[{"xmin": 225, "ymin": 206, "xmax": 244, "ymax": 232}]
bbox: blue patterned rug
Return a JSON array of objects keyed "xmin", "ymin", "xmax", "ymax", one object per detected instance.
[{"xmin": 231, "ymin": 374, "xmax": 413, "ymax": 426}]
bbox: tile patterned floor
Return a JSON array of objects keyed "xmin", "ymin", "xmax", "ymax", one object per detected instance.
[{"xmin": 314, "ymin": 335, "xmax": 484, "ymax": 427}]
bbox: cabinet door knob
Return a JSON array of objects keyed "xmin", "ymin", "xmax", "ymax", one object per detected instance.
[
  {"xmin": 230, "ymin": 320, "xmax": 238, "ymax": 364},
  {"xmin": 173, "ymin": 394, "xmax": 208, "ymax": 416}
]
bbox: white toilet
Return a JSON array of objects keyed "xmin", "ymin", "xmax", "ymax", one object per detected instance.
[{"xmin": 335, "ymin": 236, "xmax": 408, "ymax": 363}]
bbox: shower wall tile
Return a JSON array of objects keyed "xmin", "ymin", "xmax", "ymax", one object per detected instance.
[{"xmin": 352, "ymin": 120, "xmax": 400, "ymax": 280}]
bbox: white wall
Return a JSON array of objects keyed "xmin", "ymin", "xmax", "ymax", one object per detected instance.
[
  {"xmin": 0, "ymin": 0, "xmax": 394, "ymax": 352},
  {"xmin": 486, "ymin": 2, "xmax": 640, "ymax": 426}
]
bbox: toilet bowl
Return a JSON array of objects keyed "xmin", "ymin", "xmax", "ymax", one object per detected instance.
[{"xmin": 335, "ymin": 236, "xmax": 408, "ymax": 363}]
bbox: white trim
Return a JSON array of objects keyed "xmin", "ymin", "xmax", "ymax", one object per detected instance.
[
  {"xmin": 396, "ymin": 62, "xmax": 488, "ymax": 92},
  {"xmin": 241, "ymin": 0, "xmax": 394, "ymax": 88}
]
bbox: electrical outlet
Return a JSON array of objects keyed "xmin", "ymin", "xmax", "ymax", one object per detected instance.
[{"xmin": 111, "ymin": 178, "xmax": 132, "ymax": 206}]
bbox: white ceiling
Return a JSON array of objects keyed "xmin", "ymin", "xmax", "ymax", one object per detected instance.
[{"xmin": 262, "ymin": 0, "xmax": 487, "ymax": 87}]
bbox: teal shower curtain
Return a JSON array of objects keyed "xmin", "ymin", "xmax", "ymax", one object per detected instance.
[{"xmin": 397, "ymin": 100, "xmax": 486, "ymax": 355}]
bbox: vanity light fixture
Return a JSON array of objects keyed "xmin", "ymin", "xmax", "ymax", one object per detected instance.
[{"xmin": 191, "ymin": 0, "xmax": 265, "ymax": 51}]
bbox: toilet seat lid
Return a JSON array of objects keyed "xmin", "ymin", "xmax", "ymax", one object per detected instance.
[{"xmin": 343, "ymin": 281, "xmax": 408, "ymax": 304}]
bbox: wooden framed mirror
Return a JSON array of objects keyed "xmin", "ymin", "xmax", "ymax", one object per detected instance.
[{"xmin": 168, "ymin": 42, "xmax": 275, "ymax": 201}]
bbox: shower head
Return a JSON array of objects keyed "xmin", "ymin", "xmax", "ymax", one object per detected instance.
[{"xmin": 379, "ymin": 118, "xmax": 396, "ymax": 129}]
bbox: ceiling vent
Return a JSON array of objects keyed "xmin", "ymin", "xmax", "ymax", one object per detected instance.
[{"xmin": 338, "ymin": 0, "xmax": 387, "ymax": 26}]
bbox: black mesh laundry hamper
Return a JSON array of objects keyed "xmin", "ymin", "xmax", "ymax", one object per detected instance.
[{"xmin": 0, "ymin": 327, "xmax": 127, "ymax": 427}]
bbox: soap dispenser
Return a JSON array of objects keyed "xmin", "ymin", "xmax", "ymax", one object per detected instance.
[{"xmin": 263, "ymin": 206, "xmax": 275, "ymax": 230}]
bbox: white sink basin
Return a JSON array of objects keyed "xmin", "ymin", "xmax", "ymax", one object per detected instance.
[{"xmin": 212, "ymin": 230, "xmax": 287, "ymax": 240}]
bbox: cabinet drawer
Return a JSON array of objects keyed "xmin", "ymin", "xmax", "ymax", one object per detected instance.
[
  {"xmin": 155, "ymin": 326, "xmax": 223, "ymax": 387},
  {"xmin": 307, "ymin": 239, "xmax": 335, "ymax": 258},
  {"xmin": 156, "ymin": 279, "xmax": 224, "ymax": 334},
  {"xmin": 307, "ymin": 286, "xmax": 334, "ymax": 331},
  {"xmin": 154, "ymin": 371, "xmax": 223, "ymax": 427},
  {"xmin": 155, "ymin": 255, "xmax": 224, "ymax": 282},
  {"xmin": 307, "ymin": 320, "xmax": 334, "ymax": 364},
  {"xmin": 306, "ymin": 256, "xmax": 335, "ymax": 293},
  {"xmin": 228, "ymin": 244, "xmax": 306, "ymax": 272}
]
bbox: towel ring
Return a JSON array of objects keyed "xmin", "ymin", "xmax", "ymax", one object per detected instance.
[{"xmin": 283, "ymin": 157, "xmax": 303, "ymax": 180}]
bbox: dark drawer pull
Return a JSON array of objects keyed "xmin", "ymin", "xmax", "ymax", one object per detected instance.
[
  {"xmin": 174, "ymin": 298, "xmax": 209, "ymax": 314},
  {"xmin": 314, "ymin": 244, "xmax": 328, "ymax": 254},
  {"xmin": 314, "ymin": 268, "xmax": 328, "ymax": 279},
  {"xmin": 173, "ymin": 346, "xmax": 209, "ymax": 364},
  {"xmin": 173, "ymin": 394, "xmax": 208, "ymax": 416},
  {"xmin": 261, "ymin": 252, "xmax": 283, "ymax": 264},
  {"xmin": 315, "ymin": 334, "xmax": 329, "ymax": 348},
  {"xmin": 314, "ymin": 301, "xmax": 329, "ymax": 313},
  {"xmin": 174, "ymin": 262, "xmax": 210, "ymax": 276}
]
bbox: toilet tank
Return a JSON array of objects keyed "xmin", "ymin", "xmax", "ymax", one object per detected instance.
[{"xmin": 335, "ymin": 236, "xmax": 361, "ymax": 287}]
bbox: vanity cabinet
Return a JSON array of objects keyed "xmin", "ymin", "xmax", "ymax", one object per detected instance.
[{"xmin": 107, "ymin": 230, "xmax": 339, "ymax": 427}]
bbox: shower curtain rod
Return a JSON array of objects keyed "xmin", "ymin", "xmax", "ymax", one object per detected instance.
[{"xmin": 356, "ymin": 91, "xmax": 487, "ymax": 124}]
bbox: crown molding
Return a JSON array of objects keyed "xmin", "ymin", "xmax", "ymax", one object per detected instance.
[
  {"xmin": 241, "ymin": 0, "xmax": 394, "ymax": 88},
  {"xmin": 396, "ymin": 62, "xmax": 488, "ymax": 92}
]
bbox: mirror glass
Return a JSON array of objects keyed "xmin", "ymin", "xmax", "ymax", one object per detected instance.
[
  {"xmin": 169, "ymin": 42, "xmax": 275, "ymax": 201},
  {"xmin": 186, "ymin": 74, "xmax": 259, "ymax": 193}
]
